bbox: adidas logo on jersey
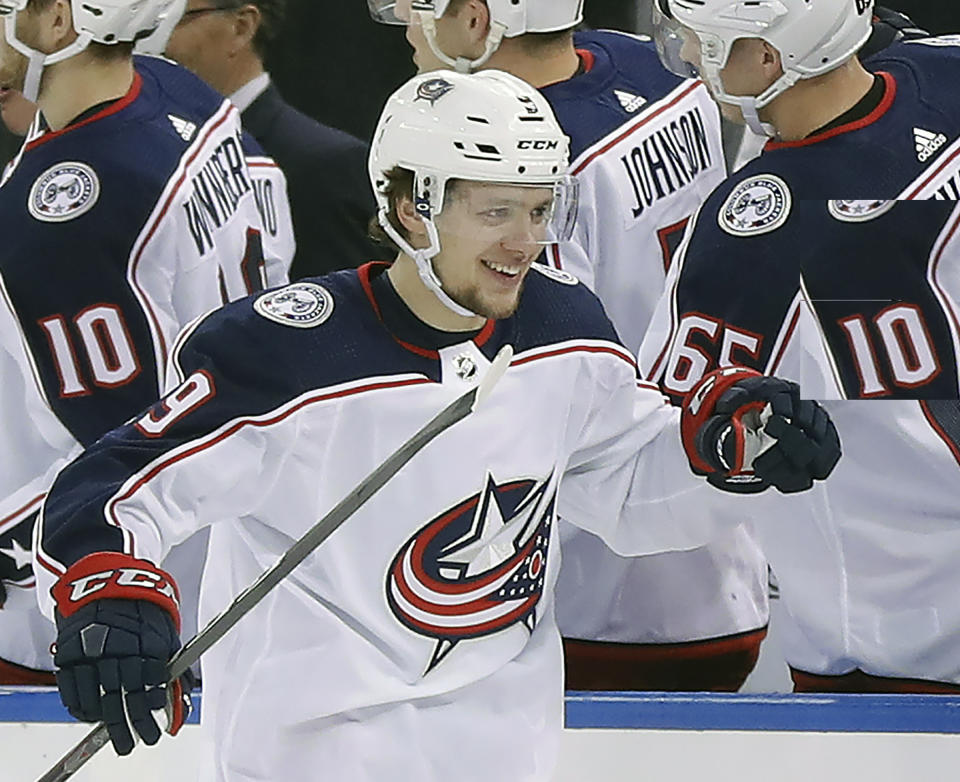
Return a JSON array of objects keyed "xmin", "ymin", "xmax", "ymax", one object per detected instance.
[
  {"xmin": 168, "ymin": 114, "xmax": 197, "ymax": 142},
  {"xmin": 914, "ymin": 127, "xmax": 947, "ymax": 162},
  {"xmin": 614, "ymin": 90, "xmax": 646, "ymax": 113}
]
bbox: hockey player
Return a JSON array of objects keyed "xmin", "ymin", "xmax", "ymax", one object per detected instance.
[
  {"xmin": 369, "ymin": 0, "xmax": 770, "ymax": 690},
  {"xmin": 0, "ymin": 0, "xmax": 292, "ymax": 685},
  {"xmin": 37, "ymin": 70, "xmax": 839, "ymax": 778},
  {"xmin": 642, "ymin": 0, "xmax": 960, "ymax": 691}
]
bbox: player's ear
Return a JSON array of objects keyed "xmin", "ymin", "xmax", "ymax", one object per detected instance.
[
  {"xmin": 43, "ymin": 0, "xmax": 78, "ymax": 50},
  {"xmin": 396, "ymin": 195, "xmax": 427, "ymax": 239},
  {"xmin": 232, "ymin": 4, "xmax": 262, "ymax": 51},
  {"xmin": 459, "ymin": 0, "xmax": 491, "ymax": 44},
  {"xmin": 760, "ymin": 40, "xmax": 783, "ymax": 77}
]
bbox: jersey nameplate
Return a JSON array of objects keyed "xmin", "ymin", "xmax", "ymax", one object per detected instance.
[
  {"xmin": 827, "ymin": 200, "xmax": 896, "ymax": 223},
  {"xmin": 531, "ymin": 263, "xmax": 579, "ymax": 285},
  {"xmin": 718, "ymin": 174, "xmax": 791, "ymax": 237},
  {"xmin": 28, "ymin": 162, "xmax": 100, "ymax": 223},
  {"xmin": 254, "ymin": 282, "xmax": 334, "ymax": 328}
]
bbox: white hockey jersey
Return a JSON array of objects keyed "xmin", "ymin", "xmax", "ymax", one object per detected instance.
[
  {"xmin": 0, "ymin": 55, "xmax": 292, "ymax": 673},
  {"xmin": 36, "ymin": 265, "xmax": 790, "ymax": 781},
  {"xmin": 542, "ymin": 30, "xmax": 768, "ymax": 647}
]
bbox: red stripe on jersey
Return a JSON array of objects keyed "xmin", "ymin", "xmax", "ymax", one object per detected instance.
[
  {"xmin": 128, "ymin": 102, "xmax": 237, "ymax": 364},
  {"xmin": 104, "ymin": 376, "xmax": 435, "ymax": 528},
  {"xmin": 903, "ymin": 144, "xmax": 960, "ymax": 199},
  {"xmin": 512, "ymin": 343, "xmax": 637, "ymax": 371},
  {"xmin": 764, "ymin": 72, "xmax": 897, "ymax": 151},
  {"xmin": 358, "ymin": 262, "xmax": 495, "ymax": 357},
  {"xmin": 0, "ymin": 493, "xmax": 44, "ymax": 532},
  {"xmin": 919, "ymin": 400, "xmax": 960, "ymax": 469},
  {"xmin": 571, "ymin": 81, "xmax": 703, "ymax": 175},
  {"xmin": 25, "ymin": 74, "xmax": 144, "ymax": 151}
]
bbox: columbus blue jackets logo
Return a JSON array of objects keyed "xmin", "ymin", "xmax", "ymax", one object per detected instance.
[
  {"xmin": 253, "ymin": 282, "xmax": 334, "ymax": 328},
  {"xmin": 718, "ymin": 174, "xmax": 791, "ymax": 237},
  {"xmin": 827, "ymin": 200, "xmax": 896, "ymax": 223},
  {"xmin": 415, "ymin": 77, "xmax": 454, "ymax": 106},
  {"xmin": 387, "ymin": 473, "xmax": 556, "ymax": 674},
  {"xmin": 28, "ymin": 162, "xmax": 100, "ymax": 223}
]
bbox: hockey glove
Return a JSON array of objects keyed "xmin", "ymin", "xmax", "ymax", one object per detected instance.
[
  {"xmin": 51, "ymin": 553, "xmax": 191, "ymax": 756},
  {"xmin": 681, "ymin": 367, "xmax": 841, "ymax": 494}
]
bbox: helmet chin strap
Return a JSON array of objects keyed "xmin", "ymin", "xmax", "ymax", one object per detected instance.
[
  {"xmin": 418, "ymin": 12, "xmax": 507, "ymax": 73},
  {"xmin": 376, "ymin": 208, "xmax": 480, "ymax": 319},
  {"xmin": 5, "ymin": 15, "xmax": 95, "ymax": 102},
  {"xmin": 704, "ymin": 63, "xmax": 798, "ymax": 140}
]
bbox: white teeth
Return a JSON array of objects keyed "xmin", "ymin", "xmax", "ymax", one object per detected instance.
[{"xmin": 483, "ymin": 260, "xmax": 521, "ymax": 276}]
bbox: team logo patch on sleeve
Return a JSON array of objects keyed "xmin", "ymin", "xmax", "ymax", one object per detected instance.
[
  {"xmin": 827, "ymin": 200, "xmax": 896, "ymax": 223},
  {"xmin": 415, "ymin": 77, "xmax": 455, "ymax": 105},
  {"xmin": 718, "ymin": 174, "xmax": 791, "ymax": 237},
  {"xmin": 28, "ymin": 162, "xmax": 100, "ymax": 222},
  {"xmin": 253, "ymin": 282, "xmax": 334, "ymax": 328},
  {"xmin": 531, "ymin": 263, "xmax": 579, "ymax": 285}
]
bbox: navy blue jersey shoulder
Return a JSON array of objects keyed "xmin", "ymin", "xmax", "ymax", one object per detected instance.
[
  {"xmin": 736, "ymin": 40, "xmax": 960, "ymax": 198},
  {"xmin": 173, "ymin": 264, "xmax": 623, "ymax": 412},
  {"xmin": 502, "ymin": 264, "xmax": 622, "ymax": 356},
  {"xmin": 541, "ymin": 30, "xmax": 687, "ymax": 160}
]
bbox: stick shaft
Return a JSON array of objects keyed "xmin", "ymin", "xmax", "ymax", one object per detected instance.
[{"xmin": 36, "ymin": 356, "xmax": 507, "ymax": 782}]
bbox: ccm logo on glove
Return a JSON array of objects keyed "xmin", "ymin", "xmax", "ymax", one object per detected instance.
[{"xmin": 52, "ymin": 552, "xmax": 181, "ymax": 628}]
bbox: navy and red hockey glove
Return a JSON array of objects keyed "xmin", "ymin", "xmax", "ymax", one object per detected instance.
[
  {"xmin": 51, "ymin": 553, "xmax": 193, "ymax": 756},
  {"xmin": 681, "ymin": 367, "xmax": 841, "ymax": 494}
]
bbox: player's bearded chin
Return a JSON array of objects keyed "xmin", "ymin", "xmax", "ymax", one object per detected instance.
[{"xmin": 448, "ymin": 276, "xmax": 527, "ymax": 321}]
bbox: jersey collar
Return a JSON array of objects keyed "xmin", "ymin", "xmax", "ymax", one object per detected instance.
[
  {"xmin": 764, "ymin": 71, "xmax": 896, "ymax": 151},
  {"xmin": 358, "ymin": 262, "xmax": 496, "ymax": 359}
]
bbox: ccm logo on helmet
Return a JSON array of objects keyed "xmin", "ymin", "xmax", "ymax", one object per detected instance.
[
  {"xmin": 855, "ymin": 0, "xmax": 871, "ymax": 14},
  {"xmin": 517, "ymin": 140, "xmax": 560, "ymax": 150}
]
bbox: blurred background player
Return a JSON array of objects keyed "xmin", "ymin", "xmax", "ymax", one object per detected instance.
[
  {"xmin": 370, "ymin": 0, "xmax": 770, "ymax": 691},
  {"xmin": 164, "ymin": 0, "xmax": 384, "ymax": 278},
  {"xmin": 37, "ymin": 67, "xmax": 839, "ymax": 776},
  {"xmin": 0, "ymin": 0, "xmax": 291, "ymax": 684},
  {"xmin": 642, "ymin": 0, "xmax": 960, "ymax": 692}
]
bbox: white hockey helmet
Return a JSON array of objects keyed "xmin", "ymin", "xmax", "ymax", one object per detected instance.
[
  {"xmin": 652, "ymin": 0, "xmax": 874, "ymax": 135},
  {"xmin": 370, "ymin": 68, "xmax": 575, "ymax": 317},
  {"xmin": 368, "ymin": 0, "xmax": 585, "ymax": 71},
  {"xmin": 0, "ymin": 0, "xmax": 180, "ymax": 100}
]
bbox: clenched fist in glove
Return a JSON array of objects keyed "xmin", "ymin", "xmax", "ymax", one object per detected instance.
[
  {"xmin": 681, "ymin": 367, "xmax": 841, "ymax": 494},
  {"xmin": 51, "ymin": 553, "xmax": 193, "ymax": 755}
]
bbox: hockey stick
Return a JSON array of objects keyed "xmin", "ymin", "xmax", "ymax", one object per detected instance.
[{"xmin": 36, "ymin": 345, "xmax": 514, "ymax": 782}]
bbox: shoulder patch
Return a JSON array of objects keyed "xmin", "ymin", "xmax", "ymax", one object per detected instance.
[
  {"xmin": 28, "ymin": 162, "xmax": 100, "ymax": 223},
  {"xmin": 827, "ymin": 200, "xmax": 896, "ymax": 223},
  {"xmin": 718, "ymin": 174, "xmax": 791, "ymax": 237},
  {"xmin": 253, "ymin": 282, "xmax": 334, "ymax": 328},
  {"xmin": 531, "ymin": 263, "xmax": 579, "ymax": 286}
]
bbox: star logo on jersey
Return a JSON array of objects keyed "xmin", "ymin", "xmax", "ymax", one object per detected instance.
[
  {"xmin": 415, "ymin": 77, "xmax": 455, "ymax": 106},
  {"xmin": 718, "ymin": 174, "xmax": 792, "ymax": 237},
  {"xmin": 614, "ymin": 89, "xmax": 646, "ymax": 113},
  {"xmin": 253, "ymin": 282, "xmax": 334, "ymax": 328},
  {"xmin": 827, "ymin": 200, "xmax": 897, "ymax": 223},
  {"xmin": 0, "ymin": 510, "xmax": 37, "ymax": 587},
  {"xmin": 28, "ymin": 162, "xmax": 100, "ymax": 223},
  {"xmin": 386, "ymin": 472, "xmax": 556, "ymax": 674},
  {"xmin": 914, "ymin": 127, "xmax": 947, "ymax": 162}
]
